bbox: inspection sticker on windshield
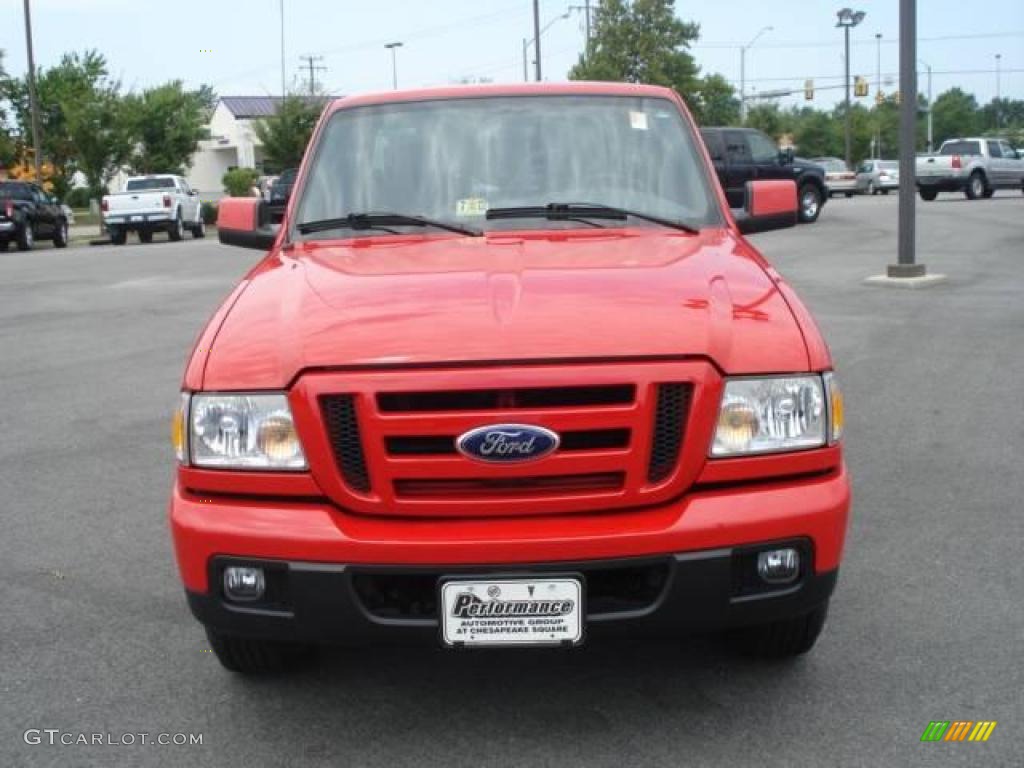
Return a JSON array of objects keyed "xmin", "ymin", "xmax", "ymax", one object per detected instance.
[
  {"xmin": 629, "ymin": 111, "xmax": 649, "ymax": 130},
  {"xmin": 455, "ymin": 197, "xmax": 488, "ymax": 217},
  {"xmin": 440, "ymin": 577, "xmax": 584, "ymax": 647}
]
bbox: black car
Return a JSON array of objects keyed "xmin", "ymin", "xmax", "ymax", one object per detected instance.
[
  {"xmin": 266, "ymin": 165, "xmax": 299, "ymax": 219},
  {"xmin": 0, "ymin": 181, "xmax": 70, "ymax": 251},
  {"xmin": 700, "ymin": 127, "xmax": 828, "ymax": 224}
]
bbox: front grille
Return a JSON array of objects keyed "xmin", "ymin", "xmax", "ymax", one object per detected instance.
[
  {"xmin": 378, "ymin": 384, "xmax": 635, "ymax": 412},
  {"xmin": 320, "ymin": 395, "xmax": 371, "ymax": 493},
  {"xmin": 648, "ymin": 383, "xmax": 692, "ymax": 483},
  {"xmin": 351, "ymin": 561, "xmax": 671, "ymax": 621},
  {"xmin": 308, "ymin": 362, "xmax": 706, "ymax": 517}
]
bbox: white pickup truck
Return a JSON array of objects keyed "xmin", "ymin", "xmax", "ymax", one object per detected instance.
[
  {"xmin": 916, "ymin": 137, "xmax": 1024, "ymax": 201},
  {"xmin": 102, "ymin": 174, "xmax": 205, "ymax": 244}
]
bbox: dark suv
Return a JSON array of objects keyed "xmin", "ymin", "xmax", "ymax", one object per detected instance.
[
  {"xmin": 0, "ymin": 181, "xmax": 70, "ymax": 251},
  {"xmin": 700, "ymin": 128, "xmax": 828, "ymax": 224}
]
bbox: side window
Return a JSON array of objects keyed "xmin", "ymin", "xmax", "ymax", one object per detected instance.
[
  {"xmin": 1000, "ymin": 141, "xmax": 1017, "ymax": 159},
  {"xmin": 701, "ymin": 131, "xmax": 725, "ymax": 162},
  {"xmin": 724, "ymin": 131, "xmax": 753, "ymax": 163},
  {"xmin": 987, "ymin": 141, "xmax": 1002, "ymax": 159},
  {"xmin": 859, "ymin": 161, "xmax": 872, "ymax": 173},
  {"xmin": 747, "ymin": 132, "xmax": 779, "ymax": 164}
]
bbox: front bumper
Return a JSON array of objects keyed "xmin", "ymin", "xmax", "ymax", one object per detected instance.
[{"xmin": 171, "ymin": 464, "xmax": 850, "ymax": 644}]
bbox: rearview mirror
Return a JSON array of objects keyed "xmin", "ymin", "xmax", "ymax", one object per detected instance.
[
  {"xmin": 735, "ymin": 180, "xmax": 797, "ymax": 235},
  {"xmin": 217, "ymin": 197, "xmax": 278, "ymax": 251}
]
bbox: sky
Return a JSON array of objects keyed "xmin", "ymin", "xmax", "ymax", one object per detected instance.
[{"xmin": 0, "ymin": 0, "xmax": 1021, "ymax": 111}]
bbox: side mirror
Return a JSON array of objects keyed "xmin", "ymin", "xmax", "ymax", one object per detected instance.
[
  {"xmin": 736, "ymin": 179, "xmax": 797, "ymax": 235},
  {"xmin": 778, "ymin": 147, "xmax": 795, "ymax": 165},
  {"xmin": 217, "ymin": 197, "xmax": 278, "ymax": 251}
]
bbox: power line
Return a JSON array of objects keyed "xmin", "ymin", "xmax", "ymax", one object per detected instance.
[
  {"xmin": 729, "ymin": 67, "xmax": 1024, "ymax": 86},
  {"xmin": 693, "ymin": 29, "xmax": 1024, "ymax": 50}
]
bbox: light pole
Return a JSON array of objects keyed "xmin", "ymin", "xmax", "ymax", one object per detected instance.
[
  {"xmin": 919, "ymin": 59, "xmax": 933, "ymax": 152},
  {"xmin": 739, "ymin": 26, "xmax": 773, "ymax": 124},
  {"xmin": 522, "ymin": 10, "xmax": 572, "ymax": 82},
  {"xmin": 875, "ymin": 32, "xmax": 882, "ymax": 158},
  {"xmin": 22, "ymin": 0, "xmax": 43, "ymax": 182},
  {"xmin": 384, "ymin": 42, "xmax": 402, "ymax": 90},
  {"xmin": 995, "ymin": 53, "xmax": 1001, "ymax": 128},
  {"xmin": 836, "ymin": 7, "xmax": 866, "ymax": 170},
  {"xmin": 533, "ymin": 0, "xmax": 541, "ymax": 82},
  {"xmin": 280, "ymin": 0, "xmax": 286, "ymax": 98}
]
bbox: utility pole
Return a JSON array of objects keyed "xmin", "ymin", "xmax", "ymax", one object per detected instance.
[
  {"xmin": 22, "ymin": 0, "xmax": 43, "ymax": 181},
  {"xmin": 920, "ymin": 60, "xmax": 933, "ymax": 152},
  {"xmin": 298, "ymin": 55, "xmax": 326, "ymax": 95},
  {"xmin": 995, "ymin": 53, "xmax": 1001, "ymax": 128},
  {"xmin": 522, "ymin": 38, "xmax": 529, "ymax": 82},
  {"xmin": 875, "ymin": 33, "xmax": 882, "ymax": 158},
  {"xmin": 384, "ymin": 42, "xmax": 402, "ymax": 90},
  {"xmin": 533, "ymin": 0, "xmax": 542, "ymax": 82},
  {"xmin": 280, "ymin": 0, "xmax": 286, "ymax": 98},
  {"xmin": 739, "ymin": 26, "xmax": 773, "ymax": 124},
  {"xmin": 891, "ymin": 0, "xmax": 923, "ymax": 279}
]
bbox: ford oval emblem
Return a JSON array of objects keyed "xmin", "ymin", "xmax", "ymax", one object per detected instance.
[{"xmin": 456, "ymin": 424, "xmax": 560, "ymax": 464}]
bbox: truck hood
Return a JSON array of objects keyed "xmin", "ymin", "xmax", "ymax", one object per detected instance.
[{"xmin": 201, "ymin": 229, "xmax": 810, "ymax": 389}]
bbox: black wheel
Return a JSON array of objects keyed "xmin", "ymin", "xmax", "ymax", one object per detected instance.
[
  {"xmin": 168, "ymin": 211, "xmax": 184, "ymax": 241},
  {"xmin": 0, "ymin": 239, "xmax": 9, "ymax": 251},
  {"xmin": 728, "ymin": 601, "xmax": 830, "ymax": 659},
  {"xmin": 881, "ymin": 189, "xmax": 889, "ymax": 195},
  {"xmin": 797, "ymin": 183, "xmax": 823, "ymax": 223},
  {"xmin": 919, "ymin": 188, "xmax": 938, "ymax": 201},
  {"xmin": 845, "ymin": 191, "xmax": 854, "ymax": 198},
  {"xmin": 53, "ymin": 219, "xmax": 69, "ymax": 248},
  {"xmin": 138, "ymin": 230, "xmax": 153, "ymax": 244},
  {"xmin": 110, "ymin": 228, "xmax": 127, "ymax": 245},
  {"xmin": 17, "ymin": 223, "xmax": 34, "ymax": 251},
  {"xmin": 192, "ymin": 218, "xmax": 206, "ymax": 238},
  {"xmin": 965, "ymin": 172, "xmax": 986, "ymax": 200},
  {"xmin": 205, "ymin": 628, "xmax": 313, "ymax": 674},
  {"xmin": 982, "ymin": 188, "xmax": 995, "ymax": 199}
]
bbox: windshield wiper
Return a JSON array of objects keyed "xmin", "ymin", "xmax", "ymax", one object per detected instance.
[
  {"xmin": 485, "ymin": 203, "xmax": 700, "ymax": 234},
  {"xmin": 297, "ymin": 212, "xmax": 482, "ymax": 237}
]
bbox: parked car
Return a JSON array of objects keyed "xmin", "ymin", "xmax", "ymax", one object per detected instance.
[
  {"xmin": 0, "ymin": 180, "xmax": 70, "ymax": 251},
  {"xmin": 916, "ymin": 137, "xmax": 1024, "ymax": 200},
  {"xmin": 175, "ymin": 82, "xmax": 851, "ymax": 674},
  {"xmin": 700, "ymin": 127, "xmax": 828, "ymax": 223},
  {"xmin": 855, "ymin": 159, "xmax": 899, "ymax": 195},
  {"xmin": 101, "ymin": 174, "xmax": 205, "ymax": 245},
  {"xmin": 266, "ymin": 166, "xmax": 299, "ymax": 218},
  {"xmin": 812, "ymin": 158, "xmax": 858, "ymax": 197}
]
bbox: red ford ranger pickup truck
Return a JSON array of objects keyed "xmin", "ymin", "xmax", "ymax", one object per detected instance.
[{"xmin": 170, "ymin": 82, "xmax": 850, "ymax": 673}]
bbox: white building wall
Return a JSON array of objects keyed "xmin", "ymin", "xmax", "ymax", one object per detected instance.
[{"xmin": 186, "ymin": 101, "xmax": 265, "ymax": 201}]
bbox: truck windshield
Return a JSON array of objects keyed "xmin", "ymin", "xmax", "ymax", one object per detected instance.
[
  {"xmin": 126, "ymin": 178, "xmax": 176, "ymax": 191},
  {"xmin": 295, "ymin": 95, "xmax": 720, "ymax": 238}
]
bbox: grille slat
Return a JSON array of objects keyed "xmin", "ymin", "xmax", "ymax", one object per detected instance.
[
  {"xmin": 394, "ymin": 472, "xmax": 625, "ymax": 499},
  {"xmin": 320, "ymin": 395, "xmax": 371, "ymax": 493},
  {"xmin": 385, "ymin": 428, "xmax": 630, "ymax": 456},
  {"xmin": 378, "ymin": 384, "xmax": 635, "ymax": 413},
  {"xmin": 647, "ymin": 383, "xmax": 693, "ymax": 483}
]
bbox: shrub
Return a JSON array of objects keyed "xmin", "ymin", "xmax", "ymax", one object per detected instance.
[
  {"xmin": 201, "ymin": 202, "xmax": 219, "ymax": 225},
  {"xmin": 222, "ymin": 167, "xmax": 259, "ymax": 197},
  {"xmin": 65, "ymin": 187, "xmax": 94, "ymax": 209}
]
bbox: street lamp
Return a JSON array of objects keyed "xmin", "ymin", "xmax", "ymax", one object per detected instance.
[
  {"xmin": 384, "ymin": 42, "xmax": 403, "ymax": 90},
  {"xmin": 995, "ymin": 53, "xmax": 1002, "ymax": 128},
  {"xmin": 919, "ymin": 59, "xmax": 933, "ymax": 152},
  {"xmin": 874, "ymin": 33, "xmax": 882, "ymax": 158},
  {"xmin": 740, "ymin": 26, "xmax": 773, "ymax": 124},
  {"xmin": 836, "ymin": 7, "xmax": 866, "ymax": 170},
  {"xmin": 522, "ymin": 10, "xmax": 572, "ymax": 82}
]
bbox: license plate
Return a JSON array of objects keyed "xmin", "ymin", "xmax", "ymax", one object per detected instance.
[{"xmin": 439, "ymin": 576, "xmax": 584, "ymax": 648}]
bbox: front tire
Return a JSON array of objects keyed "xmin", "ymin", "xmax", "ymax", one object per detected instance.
[
  {"xmin": 205, "ymin": 628, "xmax": 313, "ymax": 674},
  {"xmin": 965, "ymin": 172, "xmax": 986, "ymax": 200},
  {"xmin": 168, "ymin": 211, "xmax": 184, "ymax": 241},
  {"xmin": 797, "ymin": 183, "xmax": 823, "ymax": 223},
  {"xmin": 54, "ymin": 219, "xmax": 69, "ymax": 248},
  {"xmin": 728, "ymin": 601, "xmax": 830, "ymax": 659},
  {"xmin": 191, "ymin": 218, "xmax": 206, "ymax": 238},
  {"xmin": 17, "ymin": 224, "xmax": 34, "ymax": 251},
  {"xmin": 919, "ymin": 188, "xmax": 938, "ymax": 201}
]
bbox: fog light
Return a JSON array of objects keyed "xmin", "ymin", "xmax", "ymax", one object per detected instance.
[
  {"xmin": 757, "ymin": 548, "xmax": 800, "ymax": 584},
  {"xmin": 223, "ymin": 567, "xmax": 265, "ymax": 601}
]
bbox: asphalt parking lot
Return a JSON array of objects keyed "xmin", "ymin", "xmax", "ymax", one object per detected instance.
[{"xmin": 2, "ymin": 192, "xmax": 1021, "ymax": 767}]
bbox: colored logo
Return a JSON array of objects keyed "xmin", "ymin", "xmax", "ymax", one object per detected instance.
[
  {"xmin": 921, "ymin": 721, "xmax": 997, "ymax": 743},
  {"xmin": 456, "ymin": 424, "xmax": 559, "ymax": 464}
]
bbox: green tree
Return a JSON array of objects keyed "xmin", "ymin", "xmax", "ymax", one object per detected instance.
[
  {"xmin": 792, "ymin": 108, "xmax": 840, "ymax": 158},
  {"xmin": 930, "ymin": 88, "xmax": 980, "ymax": 147},
  {"xmin": 222, "ymin": 167, "xmax": 259, "ymax": 197},
  {"xmin": 0, "ymin": 51, "xmax": 16, "ymax": 168},
  {"xmin": 694, "ymin": 73, "xmax": 739, "ymax": 125},
  {"xmin": 569, "ymin": 0, "xmax": 702, "ymax": 103},
  {"xmin": 744, "ymin": 103, "xmax": 785, "ymax": 138},
  {"xmin": 125, "ymin": 81, "xmax": 211, "ymax": 175},
  {"xmin": 252, "ymin": 94, "xmax": 325, "ymax": 173}
]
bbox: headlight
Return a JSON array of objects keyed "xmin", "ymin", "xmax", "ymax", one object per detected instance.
[
  {"xmin": 711, "ymin": 375, "xmax": 828, "ymax": 457},
  {"xmin": 187, "ymin": 393, "xmax": 307, "ymax": 470}
]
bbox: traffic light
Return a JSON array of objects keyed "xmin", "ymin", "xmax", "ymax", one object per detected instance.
[
  {"xmin": 854, "ymin": 76, "xmax": 869, "ymax": 98},
  {"xmin": 804, "ymin": 79, "xmax": 814, "ymax": 100}
]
